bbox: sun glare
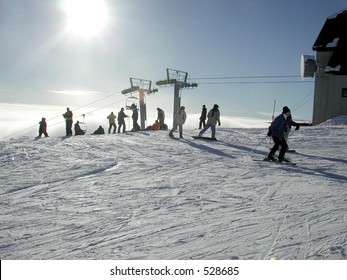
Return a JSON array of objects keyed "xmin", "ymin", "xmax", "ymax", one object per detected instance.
[{"xmin": 63, "ymin": 0, "xmax": 109, "ymax": 38}]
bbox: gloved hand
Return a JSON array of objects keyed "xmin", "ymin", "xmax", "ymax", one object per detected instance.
[
  {"xmin": 218, "ymin": 122, "xmax": 221, "ymax": 126},
  {"xmin": 267, "ymin": 128, "xmax": 272, "ymax": 137},
  {"xmin": 295, "ymin": 125, "xmax": 300, "ymax": 131}
]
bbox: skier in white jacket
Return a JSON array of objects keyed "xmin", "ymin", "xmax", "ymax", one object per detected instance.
[
  {"xmin": 198, "ymin": 104, "xmax": 221, "ymax": 139},
  {"xmin": 169, "ymin": 106, "xmax": 187, "ymax": 138}
]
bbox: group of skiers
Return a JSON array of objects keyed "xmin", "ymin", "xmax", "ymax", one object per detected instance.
[
  {"xmin": 38, "ymin": 106, "xmax": 169, "ymax": 137},
  {"xmin": 168, "ymin": 103, "xmax": 298, "ymax": 162},
  {"xmin": 106, "ymin": 107, "xmax": 129, "ymax": 134},
  {"xmin": 38, "ymin": 104, "xmax": 299, "ymax": 162},
  {"xmin": 168, "ymin": 104, "xmax": 221, "ymax": 139}
]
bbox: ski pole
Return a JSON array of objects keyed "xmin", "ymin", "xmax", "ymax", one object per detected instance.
[{"xmin": 244, "ymin": 135, "xmax": 268, "ymax": 159}]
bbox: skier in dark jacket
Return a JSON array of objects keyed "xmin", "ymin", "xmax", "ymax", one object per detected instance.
[
  {"xmin": 63, "ymin": 107, "xmax": 73, "ymax": 136},
  {"xmin": 267, "ymin": 106, "xmax": 299, "ymax": 162},
  {"xmin": 131, "ymin": 104, "xmax": 140, "ymax": 131},
  {"xmin": 199, "ymin": 105, "xmax": 207, "ymax": 129},
  {"xmin": 157, "ymin": 108, "xmax": 165, "ymax": 129},
  {"xmin": 118, "ymin": 108, "xmax": 128, "ymax": 133}
]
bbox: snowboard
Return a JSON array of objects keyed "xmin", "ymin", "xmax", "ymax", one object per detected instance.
[{"xmin": 192, "ymin": 136, "xmax": 217, "ymax": 141}]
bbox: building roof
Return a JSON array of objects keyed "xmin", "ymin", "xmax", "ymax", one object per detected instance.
[{"xmin": 313, "ymin": 9, "xmax": 347, "ymax": 75}]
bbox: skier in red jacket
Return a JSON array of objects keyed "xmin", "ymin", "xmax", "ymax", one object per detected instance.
[{"xmin": 38, "ymin": 118, "xmax": 49, "ymax": 137}]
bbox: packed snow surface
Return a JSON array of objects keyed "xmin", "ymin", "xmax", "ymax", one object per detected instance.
[{"xmin": 0, "ymin": 126, "xmax": 346, "ymax": 260}]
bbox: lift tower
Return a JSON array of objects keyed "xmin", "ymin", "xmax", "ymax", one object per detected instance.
[
  {"xmin": 122, "ymin": 78, "xmax": 158, "ymax": 130},
  {"xmin": 156, "ymin": 68, "xmax": 197, "ymax": 127}
]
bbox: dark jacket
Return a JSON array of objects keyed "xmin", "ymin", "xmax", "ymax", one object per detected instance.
[
  {"xmin": 39, "ymin": 120, "xmax": 47, "ymax": 134},
  {"xmin": 92, "ymin": 126, "xmax": 105, "ymax": 135},
  {"xmin": 118, "ymin": 110, "xmax": 128, "ymax": 123},
  {"xmin": 200, "ymin": 107, "xmax": 207, "ymax": 121},
  {"xmin": 75, "ymin": 123, "xmax": 85, "ymax": 135},
  {"xmin": 63, "ymin": 110, "xmax": 73, "ymax": 120},
  {"xmin": 270, "ymin": 114, "xmax": 298, "ymax": 139}
]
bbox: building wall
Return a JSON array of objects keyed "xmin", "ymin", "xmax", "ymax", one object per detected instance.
[{"xmin": 312, "ymin": 52, "xmax": 347, "ymax": 124}]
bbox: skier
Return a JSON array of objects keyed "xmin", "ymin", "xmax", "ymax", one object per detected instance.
[
  {"xmin": 266, "ymin": 106, "xmax": 299, "ymax": 162},
  {"xmin": 107, "ymin": 112, "xmax": 117, "ymax": 134},
  {"xmin": 198, "ymin": 104, "xmax": 221, "ymax": 140},
  {"xmin": 199, "ymin": 105, "xmax": 207, "ymax": 129},
  {"xmin": 63, "ymin": 107, "xmax": 73, "ymax": 136},
  {"xmin": 38, "ymin": 117, "xmax": 49, "ymax": 137},
  {"xmin": 131, "ymin": 104, "xmax": 140, "ymax": 131},
  {"xmin": 156, "ymin": 108, "xmax": 165, "ymax": 130},
  {"xmin": 169, "ymin": 106, "xmax": 187, "ymax": 138},
  {"xmin": 118, "ymin": 108, "xmax": 128, "ymax": 133},
  {"xmin": 74, "ymin": 121, "xmax": 85, "ymax": 136}
]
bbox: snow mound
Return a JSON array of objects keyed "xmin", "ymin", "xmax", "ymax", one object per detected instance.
[{"xmin": 319, "ymin": 115, "xmax": 347, "ymax": 126}]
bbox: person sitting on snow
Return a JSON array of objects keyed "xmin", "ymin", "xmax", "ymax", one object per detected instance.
[
  {"xmin": 92, "ymin": 125, "xmax": 105, "ymax": 135},
  {"xmin": 74, "ymin": 121, "xmax": 85, "ymax": 136}
]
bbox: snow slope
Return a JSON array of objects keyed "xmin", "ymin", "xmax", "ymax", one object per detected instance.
[{"xmin": 0, "ymin": 126, "xmax": 346, "ymax": 260}]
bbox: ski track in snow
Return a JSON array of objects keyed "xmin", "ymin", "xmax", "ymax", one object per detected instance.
[{"xmin": 0, "ymin": 127, "xmax": 346, "ymax": 260}]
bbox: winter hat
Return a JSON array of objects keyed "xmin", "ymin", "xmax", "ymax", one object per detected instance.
[
  {"xmin": 282, "ymin": 106, "xmax": 290, "ymax": 113},
  {"xmin": 213, "ymin": 104, "xmax": 219, "ymax": 109}
]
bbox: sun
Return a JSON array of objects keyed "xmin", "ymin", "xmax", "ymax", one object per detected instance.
[{"xmin": 62, "ymin": 0, "xmax": 109, "ymax": 38}]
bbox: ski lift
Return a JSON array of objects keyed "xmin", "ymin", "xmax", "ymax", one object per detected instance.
[
  {"xmin": 78, "ymin": 114, "xmax": 87, "ymax": 134},
  {"xmin": 125, "ymin": 96, "xmax": 138, "ymax": 110}
]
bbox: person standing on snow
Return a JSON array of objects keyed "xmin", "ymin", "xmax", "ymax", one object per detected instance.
[
  {"xmin": 107, "ymin": 112, "xmax": 117, "ymax": 134},
  {"xmin": 157, "ymin": 108, "xmax": 165, "ymax": 129},
  {"xmin": 169, "ymin": 106, "xmax": 187, "ymax": 138},
  {"xmin": 199, "ymin": 105, "xmax": 207, "ymax": 129},
  {"xmin": 266, "ymin": 106, "xmax": 299, "ymax": 162},
  {"xmin": 117, "ymin": 108, "xmax": 128, "ymax": 133},
  {"xmin": 63, "ymin": 107, "xmax": 73, "ymax": 136},
  {"xmin": 38, "ymin": 117, "xmax": 49, "ymax": 137},
  {"xmin": 198, "ymin": 104, "xmax": 221, "ymax": 140},
  {"xmin": 131, "ymin": 104, "xmax": 140, "ymax": 131}
]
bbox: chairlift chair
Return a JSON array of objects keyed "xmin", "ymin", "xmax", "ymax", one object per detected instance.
[
  {"xmin": 125, "ymin": 96, "xmax": 138, "ymax": 110},
  {"xmin": 78, "ymin": 114, "xmax": 87, "ymax": 134}
]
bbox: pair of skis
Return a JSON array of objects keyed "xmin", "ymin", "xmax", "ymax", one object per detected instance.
[{"xmin": 253, "ymin": 157, "xmax": 296, "ymax": 166}]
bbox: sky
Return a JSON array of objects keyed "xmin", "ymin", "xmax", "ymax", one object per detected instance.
[{"xmin": 1, "ymin": 0, "xmax": 347, "ymax": 137}]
